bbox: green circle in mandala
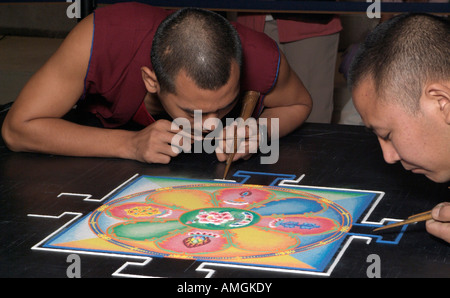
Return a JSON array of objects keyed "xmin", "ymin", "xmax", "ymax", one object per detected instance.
[{"xmin": 179, "ymin": 207, "xmax": 261, "ymax": 230}]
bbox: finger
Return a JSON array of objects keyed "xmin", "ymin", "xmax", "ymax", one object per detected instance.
[
  {"xmin": 173, "ymin": 128, "xmax": 195, "ymax": 141},
  {"xmin": 232, "ymin": 152, "xmax": 248, "ymax": 162},
  {"xmin": 243, "ymin": 153, "xmax": 253, "ymax": 160},
  {"xmin": 224, "ymin": 127, "xmax": 237, "ymax": 154},
  {"xmin": 235, "ymin": 138, "xmax": 258, "ymax": 155},
  {"xmin": 426, "ymin": 220, "xmax": 450, "ymax": 243},
  {"xmin": 154, "ymin": 129, "xmax": 184, "ymax": 147},
  {"xmin": 145, "ymin": 131, "xmax": 183, "ymax": 158},
  {"xmin": 431, "ymin": 202, "xmax": 450, "ymax": 222},
  {"xmin": 157, "ymin": 142, "xmax": 182, "ymax": 158},
  {"xmin": 236, "ymin": 125, "xmax": 247, "ymax": 139},
  {"xmin": 156, "ymin": 119, "xmax": 179, "ymax": 131},
  {"xmin": 215, "ymin": 151, "xmax": 228, "ymax": 162},
  {"xmin": 141, "ymin": 149, "xmax": 172, "ymax": 164},
  {"xmin": 154, "ymin": 124, "xmax": 191, "ymax": 149},
  {"xmin": 203, "ymin": 117, "xmax": 222, "ymax": 136},
  {"xmin": 236, "ymin": 124, "xmax": 258, "ymax": 139},
  {"xmin": 149, "ymin": 120, "xmax": 184, "ymax": 144},
  {"xmin": 247, "ymin": 136, "xmax": 259, "ymax": 153},
  {"xmin": 152, "ymin": 154, "xmax": 172, "ymax": 164},
  {"xmin": 170, "ymin": 133, "xmax": 192, "ymax": 153},
  {"xmin": 224, "ymin": 122, "xmax": 237, "ymax": 140},
  {"xmin": 169, "ymin": 118, "xmax": 189, "ymax": 134},
  {"xmin": 215, "ymin": 142, "xmax": 224, "ymax": 155},
  {"xmin": 169, "ymin": 142, "xmax": 183, "ymax": 155}
]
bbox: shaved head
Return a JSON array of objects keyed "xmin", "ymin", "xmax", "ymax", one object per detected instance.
[
  {"xmin": 348, "ymin": 13, "xmax": 450, "ymax": 114},
  {"xmin": 151, "ymin": 8, "xmax": 243, "ymax": 94}
]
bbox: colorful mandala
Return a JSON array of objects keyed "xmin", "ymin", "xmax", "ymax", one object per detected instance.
[{"xmin": 88, "ymin": 184, "xmax": 352, "ymax": 260}]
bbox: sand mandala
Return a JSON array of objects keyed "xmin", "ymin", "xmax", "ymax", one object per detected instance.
[{"xmin": 36, "ymin": 175, "xmax": 400, "ymax": 275}]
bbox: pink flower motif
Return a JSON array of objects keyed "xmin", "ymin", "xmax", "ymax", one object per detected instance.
[{"xmin": 196, "ymin": 211, "xmax": 234, "ymax": 225}]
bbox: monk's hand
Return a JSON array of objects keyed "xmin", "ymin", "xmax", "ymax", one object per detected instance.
[
  {"xmin": 215, "ymin": 120, "xmax": 259, "ymax": 162},
  {"xmin": 131, "ymin": 119, "xmax": 191, "ymax": 164},
  {"xmin": 426, "ymin": 202, "xmax": 450, "ymax": 243}
]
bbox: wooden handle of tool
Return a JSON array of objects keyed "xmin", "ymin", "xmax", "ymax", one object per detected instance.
[
  {"xmin": 239, "ymin": 91, "xmax": 260, "ymax": 121},
  {"xmin": 221, "ymin": 91, "xmax": 260, "ymax": 179}
]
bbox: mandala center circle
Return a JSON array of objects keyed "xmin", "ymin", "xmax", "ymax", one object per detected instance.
[{"xmin": 179, "ymin": 208, "xmax": 260, "ymax": 230}]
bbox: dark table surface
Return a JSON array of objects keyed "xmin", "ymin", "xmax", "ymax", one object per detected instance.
[{"xmin": 0, "ymin": 106, "xmax": 449, "ymax": 278}]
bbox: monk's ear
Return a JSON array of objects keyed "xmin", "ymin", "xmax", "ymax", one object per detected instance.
[
  {"xmin": 424, "ymin": 82, "xmax": 450, "ymax": 125},
  {"xmin": 141, "ymin": 66, "xmax": 159, "ymax": 94}
]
